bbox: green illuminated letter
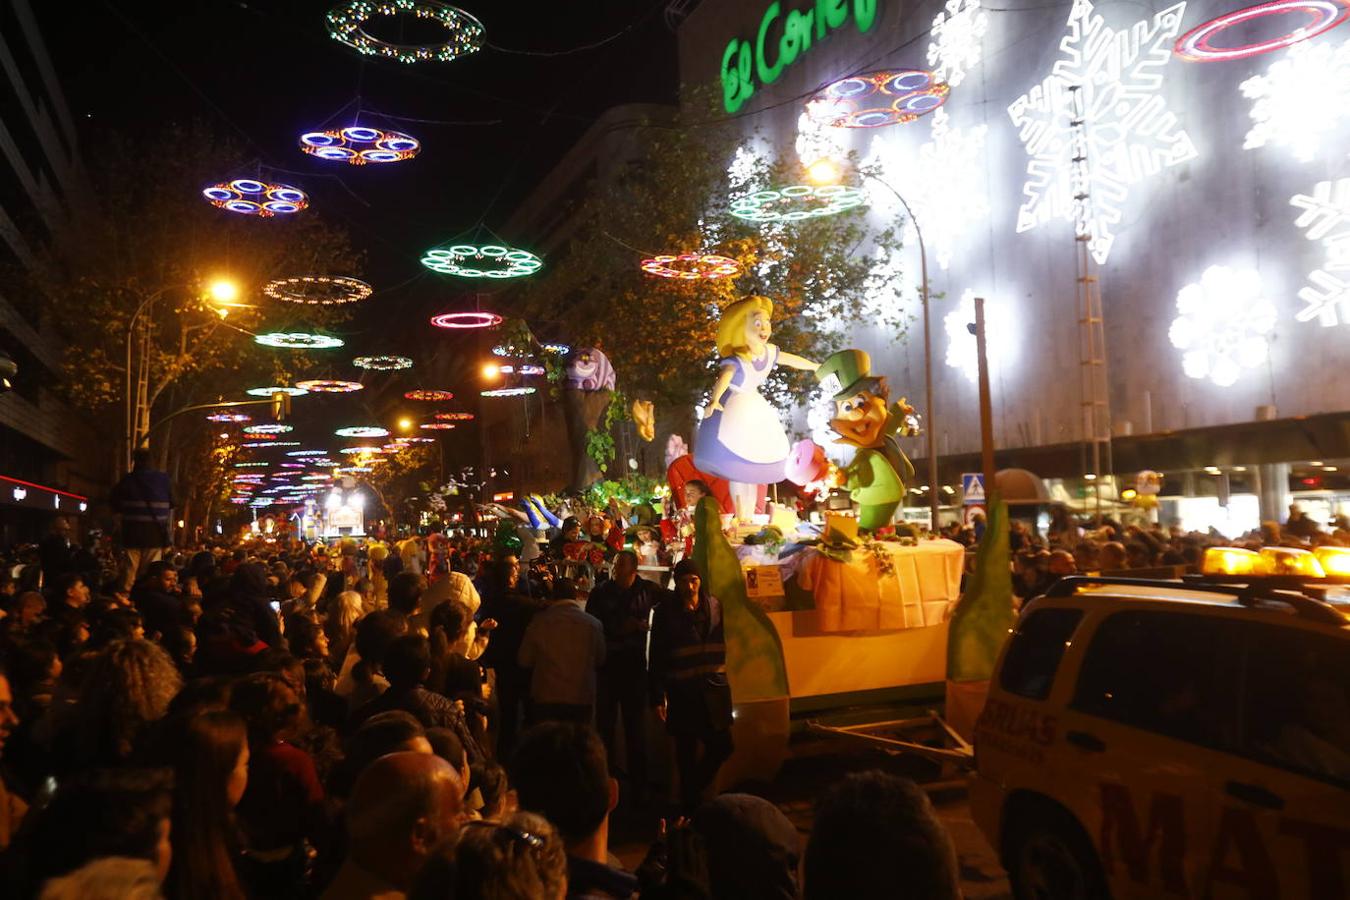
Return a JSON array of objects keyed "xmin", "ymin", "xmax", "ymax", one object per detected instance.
[
  {"xmin": 819, "ymin": 0, "xmax": 849, "ymax": 34},
  {"xmin": 780, "ymin": 8, "xmax": 813, "ymax": 65},
  {"xmin": 755, "ymin": 2, "xmax": 785, "ymax": 85},
  {"xmin": 854, "ymin": 0, "xmax": 878, "ymax": 32},
  {"xmin": 721, "ymin": 39, "xmax": 753, "ymax": 113}
]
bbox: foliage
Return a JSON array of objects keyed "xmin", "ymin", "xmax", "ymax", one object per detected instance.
[
  {"xmin": 581, "ymin": 472, "xmax": 667, "ymax": 509},
  {"xmin": 585, "ymin": 389, "xmax": 629, "ymax": 474},
  {"xmin": 363, "ymin": 443, "xmax": 439, "ymax": 524},
  {"xmin": 510, "ymin": 87, "xmax": 908, "ymax": 412},
  {"xmin": 25, "ymin": 121, "xmax": 360, "ymax": 457}
]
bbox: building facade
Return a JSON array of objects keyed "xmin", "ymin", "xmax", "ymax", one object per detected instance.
[
  {"xmin": 0, "ymin": 0, "xmax": 99, "ymax": 542},
  {"xmin": 675, "ymin": 0, "xmax": 1350, "ymax": 532}
]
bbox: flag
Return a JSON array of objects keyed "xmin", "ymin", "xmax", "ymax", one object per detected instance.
[{"xmin": 947, "ymin": 488, "xmax": 1014, "ymax": 683}]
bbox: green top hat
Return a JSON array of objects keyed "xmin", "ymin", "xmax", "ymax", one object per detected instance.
[{"xmin": 815, "ymin": 349, "xmax": 880, "ymax": 400}]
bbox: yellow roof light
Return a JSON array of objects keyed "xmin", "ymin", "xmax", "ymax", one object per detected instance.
[
  {"xmin": 1260, "ymin": 546, "xmax": 1325, "ymax": 578},
  {"xmin": 1314, "ymin": 546, "xmax": 1350, "ymax": 578},
  {"xmin": 1201, "ymin": 547, "xmax": 1265, "ymax": 576}
]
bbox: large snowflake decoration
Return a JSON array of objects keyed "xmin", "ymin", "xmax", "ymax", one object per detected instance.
[
  {"xmin": 795, "ymin": 109, "xmax": 852, "ymax": 168},
  {"xmin": 1168, "ymin": 265, "xmax": 1276, "ymax": 387},
  {"xmin": 1007, "ymin": 0, "xmax": 1197, "ymax": 265},
  {"xmin": 1241, "ymin": 37, "xmax": 1350, "ymax": 163},
  {"xmin": 927, "ymin": 0, "xmax": 989, "ymax": 87},
  {"xmin": 1290, "ymin": 178, "xmax": 1350, "ymax": 327},
  {"xmin": 943, "ymin": 290, "xmax": 1008, "ymax": 382},
  {"xmin": 865, "ymin": 111, "xmax": 989, "ymax": 270}
]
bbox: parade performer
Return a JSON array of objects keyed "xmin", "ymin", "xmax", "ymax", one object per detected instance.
[
  {"xmin": 815, "ymin": 349, "xmax": 916, "ymax": 532},
  {"xmin": 694, "ymin": 296, "xmax": 818, "ymax": 498}
]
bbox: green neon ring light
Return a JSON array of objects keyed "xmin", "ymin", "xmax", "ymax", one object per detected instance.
[
  {"xmin": 729, "ymin": 184, "xmax": 867, "ymax": 222},
  {"xmin": 421, "ymin": 243, "xmax": 543, "ymax": 278}
]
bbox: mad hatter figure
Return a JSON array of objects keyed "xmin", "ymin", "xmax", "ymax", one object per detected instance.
[{"xmin": 815, "ymin": 349, "xmax": 916, "ymax": 532}]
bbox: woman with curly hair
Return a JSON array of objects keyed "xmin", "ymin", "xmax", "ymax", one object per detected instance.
[
  {"xmin": 410, "ymin": 811, "xmax": 567, "ymax": 900},
  {"xmin": 324, "ymin": 589, "xmax": 364, "ymax": 669},
  {"xmin": 56, "ymin": 639, "xmax": 182, "ymax": 772},
  {"xmin": 164, "ymin": 710, "xmax": 249, "ymax": 900}
]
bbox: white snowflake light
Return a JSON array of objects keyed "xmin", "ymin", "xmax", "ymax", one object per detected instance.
[
  {"xmin": 727, "ymin": 142, "xmax": 768, "ymax": 197},
  {"xmin": 1291, "ymin": 178, "xmax": 1350, "ymax": 327},
  {"xmin": 1168, "ymin": 265, "xmax": 1275, "ymax": 387},
  {"xmin": 927, "ymin": 0, "xmax": 989, "ymax": 88},
  {"xmin": 1241, "ymin": 37, "xmax": 1350, "ymax": 163},
  {"xmin": 795, "ymin": 108, "xmax": 851, "ymax": 169},
  {"xmin": 943, "ymin": 290, "xmax": 1007, "ymax": 383},
  {"xmin": 1008, "ymin": 0, "xmax": 1197, "ymax": 265}
]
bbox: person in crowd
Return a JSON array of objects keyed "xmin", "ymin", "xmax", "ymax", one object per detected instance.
[
  {"xmin": 38, "ymin": 516, "xmax": 76, "ymax": 586},
  {"xmin": 337, "ymin": 608, "xmax": 409, "ymax": 710},
  {"xmin": 330, "ymin": 710, "xmax": 433, "ymax": 801},
  {"xmin": 19, "ymin": 767, "xmax": 174, "ymax": 894},
  {"xmin": 649, "ymin": 559, "xmax": 733, "ymax": 812},
  {"xmin": 285, "ymin": 613, "xmax": 331, "ymax": 662},
  {"xmin": 518, "ymin": 578, "xmax": 606, "ymax": 726},
  {"xmin": 132, "ymin": 561, "xmax": 186, "ymax": 643},
  {"xmin": 0, "ymin": 663, "xmax": 26, "ymax": 852},
  {"xmin": 226, "ymin": 561, "xmax": 283, "ymax": 648},
  {"xmin": 50, "ymin": 571, "xmax": 91, "ymax": 615},
  {"xmin": 56, "ymin": 639, "xmax": 182, "ymax": 772},
  {"xmin": 6, "ymin": 590, "xmax": 46, "ymax": 635},
  {"xmin": 1097, "ymin": 540, "xmax": 1128, "ymax": 572},
  {"xmin": 388, "ymin": 571, "xmax": 429, "ymax": 630},
  {"xmin": 87, "ymin": 606, "xmax": 147, "ymax": 649},
  {"xmin": 163, "ymin": 709, "xmax": 249, "ymax": 900},
  {"xmin": 802, "ymin": 770, "xmax": 960, "ymax": 900},
  {"xmin": 585, "ymin": 550, "xmax": 662, "ymax": 799},
  {"xmin": 325, "ymin": 590, "xmax": 365, "ymax": 667},
  {"xmin": 37, "ymin": 855, "xmax": 163, "ymax": 900},
  {"xmin": 349, "ymin": 635, "xmax": 482, "ymax": 763},
  {"xmin": 323, "ymin": 751, "xmax": 466, "ymax": 900},
  {"xmin": 508, "ymin": 722, "xmax": 635, "ymax": 900},
  {"xmin": 110, "ymin": 448, "xmax": 174, "ymax": 590},
  {"xmin": 478, "ymin": 557, "xmax": 539, "ymax": 756},
  {"xmin": 693, "ymin": 793, "xmax": 800, "ymax": 900},
  {"xmin": 427, "ymin": 598, "xmax": 489, "ymax": 708},
  {"xmin": 409, "ymin": 811, "xmax": 567, "ymax": 900},
  {"xmin": 230, "ymin": 672, "xmax": 326, "ymax": 895}
]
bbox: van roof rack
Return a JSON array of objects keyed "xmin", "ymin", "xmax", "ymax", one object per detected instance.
[{"xmin": 1044, "ymin": 575, "xmax": 1348, "ymax": 627}]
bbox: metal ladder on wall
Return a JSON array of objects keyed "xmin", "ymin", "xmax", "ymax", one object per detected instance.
[{"xmin": 1068, "ymin": 84, "xmax": 1112, "ymax": 520}]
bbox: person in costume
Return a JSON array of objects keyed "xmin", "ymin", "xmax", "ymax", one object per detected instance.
[
  {"xmin": 694, "ymin": 296, "xmax": 818, "ymax": 488},
  {"xmin": 815, "ymin": 349, "xmax": 916, "ymax": 532}
]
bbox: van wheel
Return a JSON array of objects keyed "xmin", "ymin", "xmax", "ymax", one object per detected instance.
[{"xmin": 1006, "ymin": 808, "xmax": 1107, "ymax": 900}]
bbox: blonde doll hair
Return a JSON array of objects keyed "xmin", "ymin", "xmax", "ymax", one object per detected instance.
[{"xmin": 715, "ymin": 295, "xmax": 774, "ymax": 359}]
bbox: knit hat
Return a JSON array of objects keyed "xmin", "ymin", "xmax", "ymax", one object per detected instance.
[{"xmin": 673, "ymin": 558, "xmax": 702, "ymax": 580}]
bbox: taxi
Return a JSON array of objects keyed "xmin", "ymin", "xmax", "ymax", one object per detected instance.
[{"xmin": 970, "ymin": 547, "xmax": 1350, "ymax": 900}]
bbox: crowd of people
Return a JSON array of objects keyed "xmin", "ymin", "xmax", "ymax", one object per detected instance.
[{"xmin": 0, "ymin": 508, "xmax": 967, "ymax": 898}]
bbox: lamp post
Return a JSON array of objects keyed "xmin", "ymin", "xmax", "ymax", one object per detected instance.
[
  {"xmin": 123, "ymin": 279, "xmax": 241, "ymax": 471},
  {"xmin": 806, "ymin": 161, "xmax": 941, "ymax": 530}
]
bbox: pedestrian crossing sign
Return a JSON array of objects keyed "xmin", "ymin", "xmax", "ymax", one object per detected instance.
[{"xmin": 962, "ymin": 473, "xmax": 986, "ymax": 505}]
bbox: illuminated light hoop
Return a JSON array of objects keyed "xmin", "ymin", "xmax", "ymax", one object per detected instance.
[
  {"xmin": 419, "ymin": 422, "xmax": 458, "ymax": 430},
  {"xmin": 300, "ymin": 126, "xmax": 421, "ymax": 164},
  {"xmin": 541, "ymin": 342, "xmax": 570, "ymax": 354},
  {"xmin": 730, "ymin": 184, "xmax": 867, "ymax": 222},
  {"xmin": 480, "ymin": 387, "xmax": 536, "ymax": 398},
  {"xmin": 421, "ymin": 243, "xmax": 543, "ymax": 278},
  {"xmin": 207, "ymin": 412, "xmax": 251, "ymax": 423},
  {"xmin": 233, "ymin": 462, "xmax": 270, "ymax": 468},
  {"xmin": 1175, "ymin": 0, "xmax": 1350, "ymax": 61},
  {"xmin": 640, "ymin": 253, "xmax": 743, "ymax": 280},
  {"xmin": 339, "ymin": 446, "xmax": 377, "ymax": 454},
  {"xmin": 352, "ymin": 355, "xmax": 414, "ymax": 371},
  {"xmin": 241, "ymin": 440, "xmax": 277, "ymax": 449},
  {"xmin": 516, "ymin": 365, "xmax": 545, "ymax": 376},
  {"xmin": 429, "ymin": 311, "xmax": 503, "ymax": 329},
  {"xmin": 403, "ymin": 389, "xmax": 455, "ymax": 401},
  {"xmin": 287, "ymin": 449, "xmax": 329, "ymax": 457},
  {"xmin": 805, "ymin": 68, "xmax": 951, "ymax": 127},
  {"xmin": 294, "ymin": 379, "xmax": 365, "ymax": 393},
  {"xmin": 202, "ymin": 179, "xmax": 309, "ymax": 216},
  {"xmin": 326, "ymin": 0, "xmax": 485, "ymax": 65},
  {"xmin": 335, "ymin": 426, "xmax": 390, "ymax": 438},
  {"xmin": 263, "ymin": 276, "xmax": 373, "ymax": 306},
  {"xmin": 337, "ymin": 466, "xmax": 374, "ymax": 473},
  {"xmin": 402, "ymin": 436, "xmax": 436, "ymax": 443},
  {"xmin": 435, "ymin": 411, "xmax": 475, "ymax": 421},
  {"xmin": 310, "ymin": 458, "xmax": 340, "ymax": 467},
  {"xmin": 245, "ymin": 385, "xmax": 309, "ymax": 397},
  {"xmin": 255, "ymin": 332, "xmax": 344, "ymax": 349},
  {"xmin": 242, "ymin": 423, "xmax": 294, "ymax": 434},
  {"xmin": 281, "ymin": 462, "xmax": 305, "ymax": 469}
]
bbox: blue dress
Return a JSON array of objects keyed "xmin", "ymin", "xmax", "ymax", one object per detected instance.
[{"xmin": 693, "ymin": 345, "xmax": 790, "ymax": 484}]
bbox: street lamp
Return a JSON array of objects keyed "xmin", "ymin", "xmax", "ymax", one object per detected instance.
[
  {"xmin": 397, "ymin": 416, "xmax": 414, "ymax": 432},
  {"xmin": 481, "ymin": 362, "xmax": 501, "ymax": 380},
  {"xmin": 806, "ymin": 160, "xmax": 941, "ymax": 530}
]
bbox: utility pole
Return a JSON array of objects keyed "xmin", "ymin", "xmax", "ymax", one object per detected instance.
[{"xmin": 974, "ymin": 297, "xmax": 996, "ymax": 492}]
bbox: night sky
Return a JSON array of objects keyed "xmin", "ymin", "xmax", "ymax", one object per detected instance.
[{"xmin": 39, "ymin": 1, "xmax": 679, "ymax": 470}]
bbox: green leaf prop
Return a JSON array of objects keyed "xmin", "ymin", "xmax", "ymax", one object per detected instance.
[{"xmin": 946, "ymin": 489, "xmax": 1014, "ymax": 683}]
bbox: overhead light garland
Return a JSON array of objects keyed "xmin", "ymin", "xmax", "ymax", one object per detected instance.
[
  {"xmin": 435, "ymin": 411, "xmax": 475, "ymax": 421},
  {"xmin": 233, "ymin": 462, "xmax": 270, "ymax": 468},
  {"xmin": 295, "ymin": 379, "xmax": 365, "ymax": 393},
  {"xmin": 206, "ymin": 412, "xmax": 251, "ymax": 423},
  {"xmin": 402, "ymin": 436, "xmax": 437, "ymax": 443},
  {"xmin": 430, "ymin": 311, "xmax": 503, "ymax": 329},
  {"xmin": 730, "ymin": 184, "xmax": 866, "ymax": 222},
  {"xmin": 300, "ymin": 126, "xmax": 421, "ymax": 164},
  {"xmin": 326, "ymin": 0, "xmax": 485, "ymax": 64},
  {"xmin": 263, "ymin": 276, "xmax": 373, "ymax": 306},
  {"xmin": 481, "ymin": 387, "xmax": 536, "ymax": 397},
  {"xmin": 202, "ymin": 179, "xmax": 308, "ymax": 216},
  {"xmin": 404, "ymin": 389, "xmax": 455, "ymax": 401},
  {"xmin": 243, "ymin": 423, "xmax": 295, "ymax": 435},
  {"xmin": 353, "ymin": 355, "xmax": 414, "ymax": 370},
  {"xmin": 420, "ymin": 422, "xmax": 458, "ymax": 430},
  {"xmin": 422, "ymin": 244, "xmax": 543, "ymax": 278},
  {"xmin": 288, "ymin": 450, "xmax": 329, "ymax": 457},
  {"xmin": 640, "ymin": 253, "xmax": 742, "ymax": 280},
  {"xmin": 335, "ymin": 426, "xmax": 390, "ymax": 438},
  {"xmin": 804, "ymin": 69, "xmax": 950, "ymax": 128},
  {"xmin": 340, "ymin": 446, "xmax": 380, "ymax": 454},
  {"xmin": 245, "ymin": 385, "xmax": 309, "ymax": 397},
  {"xmin": 1175, "ymin": 0, "xmax": 1350, "ymax": 62},
  {"xmin": 255, "ymin": 332, "xmax": 345, "ymax": 349}
]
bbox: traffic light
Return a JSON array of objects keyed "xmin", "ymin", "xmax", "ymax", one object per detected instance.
[{"xmin": 271, "ymin": 390, "xmax": 292, "ymax": 421}]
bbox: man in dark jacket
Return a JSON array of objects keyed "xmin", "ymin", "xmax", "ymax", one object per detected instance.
[
  {"xmin": 131, "ymin": 560, "xmax": 188, "ymax": 641},
  {"xmin": 585, "ymin": 550, "xmax": 662, "ymax": 798},
  {"xmin": 648, "ymin": 558, "xmax": 733, "ymax": 812},
  {"xmin": 110, "ymin": 448, "xmax": 173, "ymax": 590}
]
